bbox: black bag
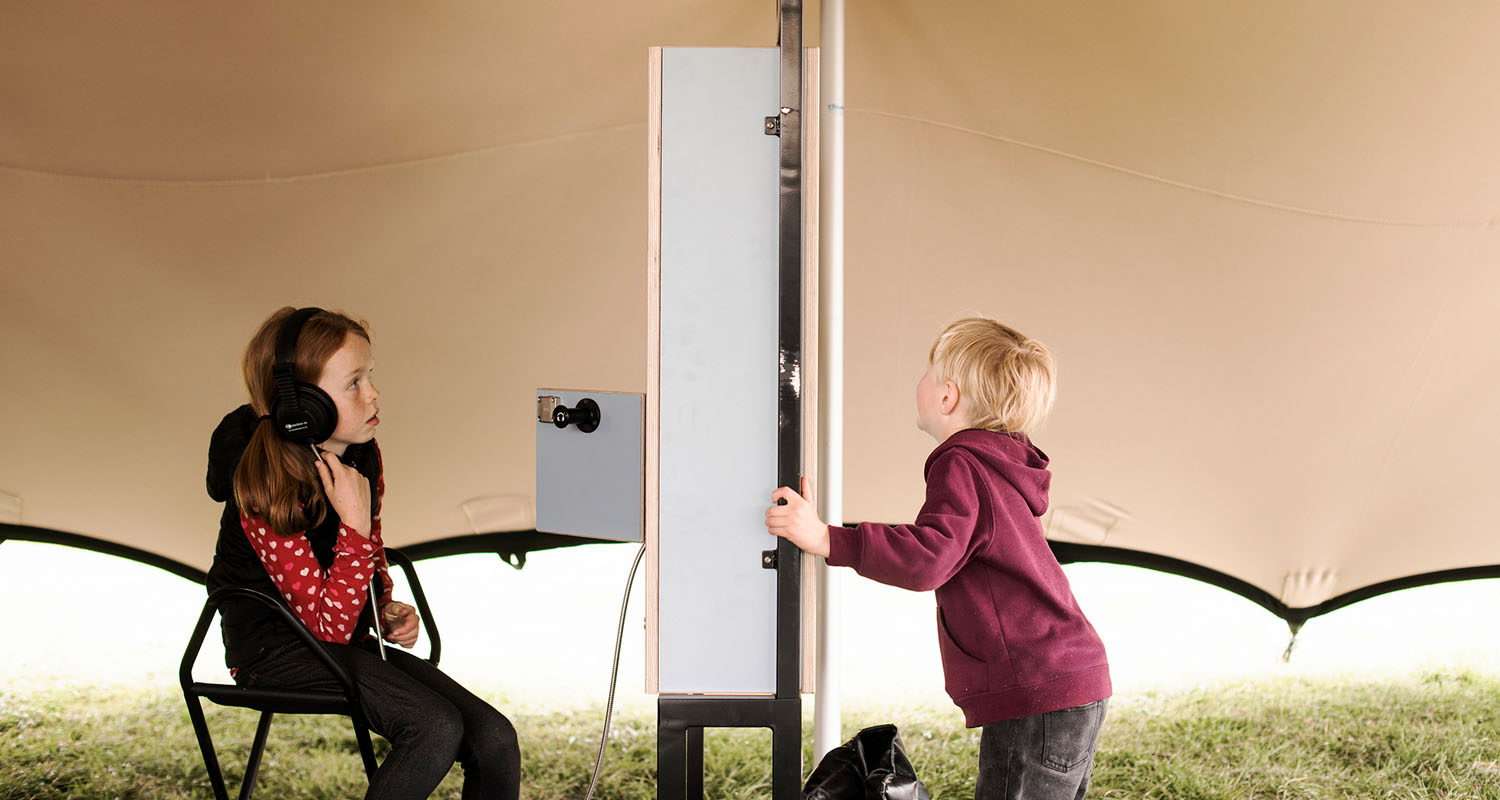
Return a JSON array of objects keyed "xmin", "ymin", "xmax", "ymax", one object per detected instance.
[{"xmin": 803, "ymin": 724, "xmax": 931, "ymax": 800}]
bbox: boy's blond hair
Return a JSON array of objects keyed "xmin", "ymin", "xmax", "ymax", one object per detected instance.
[{"xmin": 929, "ymin": 317, "xmax": 1056, "ymax": 434}]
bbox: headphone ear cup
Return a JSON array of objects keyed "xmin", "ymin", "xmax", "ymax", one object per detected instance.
[
  {"xmin": 270, "ymin": 382, "xmax": 338, "ymax": 445},
  {"xmin": 294, "ymin": 382, "xmax": 339, "ymax": 445}
]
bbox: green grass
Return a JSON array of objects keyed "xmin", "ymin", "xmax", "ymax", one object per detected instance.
[
  {"xmin": 1085, "ymin": 669, "xmax": 1500, "ymax": 800},
  {"xmin": 4, "ymin": 669, "xmax": 1500, "ymax": 799}
]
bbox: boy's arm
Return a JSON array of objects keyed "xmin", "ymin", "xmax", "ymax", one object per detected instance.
[{"xmin": 826, "ymin": 452, "xmax": 985, "ymax": 592}]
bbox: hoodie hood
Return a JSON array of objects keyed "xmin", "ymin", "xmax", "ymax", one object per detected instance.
[
  {"xmin": 926, "ymin": 428, "xmax": 1051, "ymax": 517},
  {"xmin": 207, "ymin": 404, "xmax": 261, "ymax": 503}
]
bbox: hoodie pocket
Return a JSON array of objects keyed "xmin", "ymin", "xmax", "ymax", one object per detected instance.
[{"xmin": 936, "ymin": 606, "xmax": 988, "ymax": 699}]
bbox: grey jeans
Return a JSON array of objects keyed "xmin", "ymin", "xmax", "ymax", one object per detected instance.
[{"xmin": 974, "ymin": 698, "xmax": 1109, "ymax": 800}]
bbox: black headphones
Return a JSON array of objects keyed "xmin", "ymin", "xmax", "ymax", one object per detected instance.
[{"xmin": 270, "ymin": 307, "xmax": 339, "ymax": 446}]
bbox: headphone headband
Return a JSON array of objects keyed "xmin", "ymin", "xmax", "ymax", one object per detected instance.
[{"xmin": 274, "ymin": 307, "xmax": 324, "ymax": 379}]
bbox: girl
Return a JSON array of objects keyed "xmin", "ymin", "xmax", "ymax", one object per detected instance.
[{"xmin": 205, "ymin": 306, "xmax": 521, "ymax": 800}]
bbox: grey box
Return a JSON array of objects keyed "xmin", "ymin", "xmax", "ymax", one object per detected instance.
[{"xmin": 535, "ymin": 389, "xmax": 644, "ymax": 543}]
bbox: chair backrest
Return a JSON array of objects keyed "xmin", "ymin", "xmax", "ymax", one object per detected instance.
[{"xmin": 384, "ymin": 547, "xmax": 441, "ymax": 666}]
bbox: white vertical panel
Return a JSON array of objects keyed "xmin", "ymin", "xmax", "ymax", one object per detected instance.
[{"xmin": 658, "ymin": 47, "xmax": 781, "ymax": 694}]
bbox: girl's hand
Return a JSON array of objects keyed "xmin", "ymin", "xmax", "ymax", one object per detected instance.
[
  {"xmin": 313, "ymin": 450, "xmax": 372, "ymax": 537},
  {"xmin": 766, "ymin": 477, "xmax": 830, "ymax": 558},
  {"xmin": 381, "ymin": 601, "xmax": 421, "ymax": 648}
]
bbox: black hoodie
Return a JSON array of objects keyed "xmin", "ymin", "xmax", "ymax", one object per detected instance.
[{"xmin": 205, "ymin": 404, "xmax": 383, "ymax": 674}]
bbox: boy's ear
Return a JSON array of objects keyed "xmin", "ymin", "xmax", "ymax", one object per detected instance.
[{"xmin": 940, "ymin": 380, "xmax": 961, "ymax": 415}]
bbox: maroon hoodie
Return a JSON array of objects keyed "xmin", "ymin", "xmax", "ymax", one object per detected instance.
[{"xmin": 827, "ymin": 429, "xmax": 1111, "ymax": 726}]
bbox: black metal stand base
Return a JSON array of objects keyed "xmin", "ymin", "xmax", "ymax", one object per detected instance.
[{"xmin": 658, "ymin": 695, "xmax": 803, "ymax": 800}]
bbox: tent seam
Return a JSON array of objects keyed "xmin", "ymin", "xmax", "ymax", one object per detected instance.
[
  {"xmin": 0, "ymin": 122, "xmax": 646, "ymax": 187},
  {"xmin": 852, "ymin": 107, "xmax": 1499, "ymax": 229}
]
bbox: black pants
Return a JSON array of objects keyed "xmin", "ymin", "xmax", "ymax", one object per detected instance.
[
  {"xmin": 239, "ymin": 641, "xmax": 521, "ymax": 800},
  {"xmin": 974, "ymin": 699, "xmax": 1108, "ymax": 800}
]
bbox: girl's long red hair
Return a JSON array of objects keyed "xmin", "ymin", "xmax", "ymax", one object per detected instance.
[{"xmin": 232, "ymin": 307, "xmax": 371, "ymax": 535}]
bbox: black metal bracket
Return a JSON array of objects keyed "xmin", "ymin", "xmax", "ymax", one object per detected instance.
[
  {"xmin": 772, "ymin": 0, "xmax": 804, "ymax": 707},
  {"xmin": 762, "ymin": 549, "xmax": 778, "ymax": 569},
  {"xmin": 764, "ymin": 115, "xmax": 781, "ymax": 136}
]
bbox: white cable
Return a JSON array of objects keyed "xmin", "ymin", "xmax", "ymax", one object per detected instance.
[
  {"xmin": 583, "ymin": 543, "xmax": 646, "ymax": 800},
  {"xmin": 370, "ymin": 575, "xmax": 387, "ymax": 662}
]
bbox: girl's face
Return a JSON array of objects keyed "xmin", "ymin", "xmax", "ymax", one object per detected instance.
[{"xmin": 315, "ymin": 334, "xmax": 380, "ymax": 456}]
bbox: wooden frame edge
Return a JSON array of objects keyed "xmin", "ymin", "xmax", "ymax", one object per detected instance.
[{"xmin": 645, "ymin": 45, "xmax": 663, "ymax": 695}]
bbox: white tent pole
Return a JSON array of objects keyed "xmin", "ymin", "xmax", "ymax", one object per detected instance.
[{"xmin": 814, "ymin": 0, "xmax": 846, "ymax": 763}]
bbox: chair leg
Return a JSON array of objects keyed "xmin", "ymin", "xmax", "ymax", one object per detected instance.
[
  {"xmin": 183, "ymin": 692, "xmax": 231, "ymax": 800},
  {"xmin": 238, "ymin": 711, "xmax": 275, "ymax": 800},
  {"xmin": 352, "ymin": 720, "xmax": 378, "ymax": 779}
]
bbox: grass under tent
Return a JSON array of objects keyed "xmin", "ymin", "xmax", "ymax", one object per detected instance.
[{"xmin": 4, "ymin": 668, "xmax": 1500, "ymax": 799}]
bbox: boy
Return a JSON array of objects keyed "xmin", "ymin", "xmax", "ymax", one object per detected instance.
[{"xmin": 766, "ymin": 317, "xmax": 1110, "ymax": 800}]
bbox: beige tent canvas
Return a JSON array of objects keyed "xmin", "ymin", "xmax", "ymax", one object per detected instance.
[{"xmin": 3, "ymin": 1, "xmax": 1498, "ymax": 633}]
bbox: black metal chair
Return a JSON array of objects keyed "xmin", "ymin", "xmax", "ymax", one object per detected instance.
[{"xmin": 180, "ymin": 548, "xmax": 441, "ymax": 800}]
